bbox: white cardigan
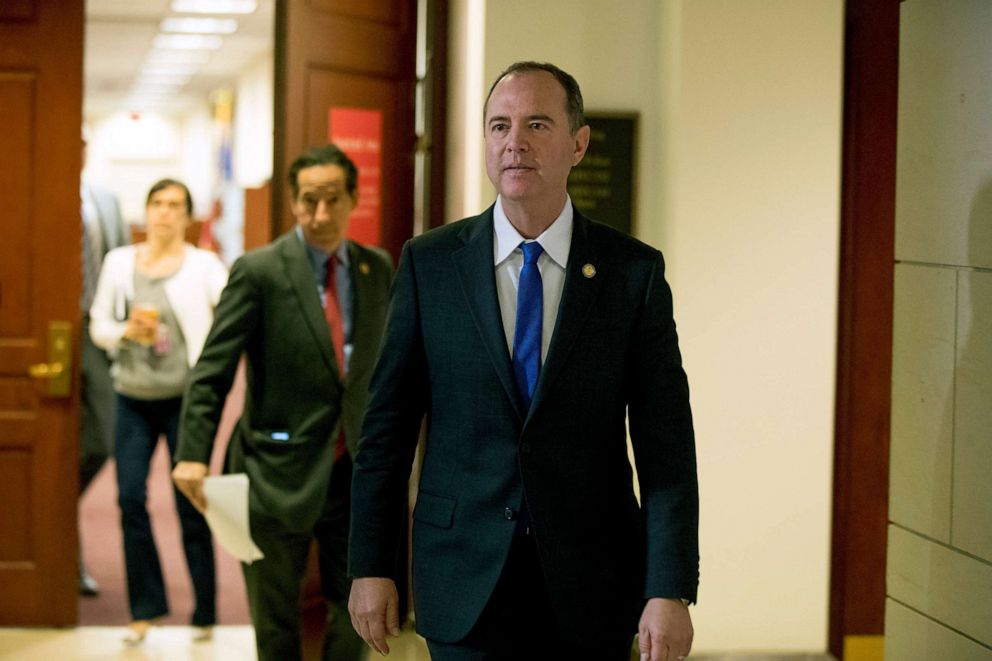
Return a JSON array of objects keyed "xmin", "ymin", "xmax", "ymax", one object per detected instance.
[{"xmin": 89, "ymin": 244, "xmax": 228, "ymax": 367}]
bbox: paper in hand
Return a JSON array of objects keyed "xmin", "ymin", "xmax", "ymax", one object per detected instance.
[{"xmin": 203, "ymin": 473, "xmax": 264, "ymax": 564}]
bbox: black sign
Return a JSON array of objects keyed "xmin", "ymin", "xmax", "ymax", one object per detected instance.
[{"xmin": 568, "ymin": 113, "xmax": 637, "ymax": 234}]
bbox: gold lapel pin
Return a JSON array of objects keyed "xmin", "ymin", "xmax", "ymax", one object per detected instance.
[
  {"xmin": 359, "ymin": 262, "xmax": 371, "ymax": 275},
  {"xmin": 582, "ymin": 263, "xmax": 596, "ymax": 278}
]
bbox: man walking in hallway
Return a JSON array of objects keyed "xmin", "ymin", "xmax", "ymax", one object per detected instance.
[
  {"xmin": 173, "ymin": 144, "xmax": 393, "ymax": 661},
  {"xmin": 78, "ymin": 132, "xmax": 129, "ymax": 596},
  {"xmin": 348, "ymin": 62, "xmax": 698, "ymax": 661}
]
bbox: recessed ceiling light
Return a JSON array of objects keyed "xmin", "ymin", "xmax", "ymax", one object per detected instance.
[
  {"xmin": 146, "ymin": 49, "xmax": 211, "ymax": 64},
  {"xmin": 153, "ymin": 34, "xmax": 223, "ymax": 50},
  {"xmin": 161, "ymin": 18, "xmax": 238, "ymax": 34},
  {"xmin": 141, "ymin": 62, "xmax": 201, "ymax": 76},
  {"xmin": 137, "ymin": 73, "xmax": 192, "ymax": 86},
  {"xmin": 170, "ymin": 0, "xmax": 257, "ymax": 14}
]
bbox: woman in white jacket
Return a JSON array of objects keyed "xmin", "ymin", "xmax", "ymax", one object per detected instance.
[{"xmin": 89, "ymin": 179, "xmax": 227, "ymax": 645}]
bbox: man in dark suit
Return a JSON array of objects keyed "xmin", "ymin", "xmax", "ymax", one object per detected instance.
[
  {"xmin": 78, "ymin": 144, "xmax": 130, "ymax": 595},
  {"xmin": 173, "ymin": 144, "xmax": 393, "ymax": 661},
  {"xmin": 348, "ymin": 62, "xmax": 698, "ymax": 661}
]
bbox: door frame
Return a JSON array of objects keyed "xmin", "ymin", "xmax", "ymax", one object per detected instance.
[{"xmin": 829, "ymin": 0, "xmax": 900, "ymax": 656}]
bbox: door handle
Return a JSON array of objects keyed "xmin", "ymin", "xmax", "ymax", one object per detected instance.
[
  {"xmin": 28, "ymin": 361, "xmax": 66, "ymax": 378},
  {"xmin": 27, "ymin": 321, "xmax": 72, "ymax": 397}
]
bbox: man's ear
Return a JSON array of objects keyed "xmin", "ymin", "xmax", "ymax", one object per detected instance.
[{"xmin": 572, "ymin": 124, "xmax": 591, "ymax": 166}]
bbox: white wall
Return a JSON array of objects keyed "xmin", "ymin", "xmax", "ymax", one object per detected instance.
[
  {"xmin": 447, "ymin": 0, "xmax": 844, "ymax": 652},
  {"xmin": 233, "ymin": 50, "xmax": 274, "ymax": 189},
  {"xmin": 85, "ymin": 103, "xmax": 215, "ymax": 226},
  {"xmin": 671, "ymin": 1, "xmax": 843, "ymax": 651},
  {"xmin": 84, "ymin": 52, "xmax": 274, "ymax": 261}
]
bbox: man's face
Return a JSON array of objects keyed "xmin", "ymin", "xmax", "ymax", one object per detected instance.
[
  {"xmin": 146, "ymin": 185, "xmax": 189, "ymax": 242},
  {"xmin": 484, "ymin": 71, "xmax": 589, "ymax": 207},
  {"xmin": 292, "ymin": 164, "xmax": 357, "ymax": 251}
]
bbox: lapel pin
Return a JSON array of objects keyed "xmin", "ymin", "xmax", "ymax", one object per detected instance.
[
  {"xmin": 582, "ymin": 263, "xmax": 597, "ymax": 278},
  {"xmin": 359, "ymin": 262, "xmax": 371, "ymax": 275}
]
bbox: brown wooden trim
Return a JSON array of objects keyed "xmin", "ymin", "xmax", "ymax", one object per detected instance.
[
  {"xmin": 829, "ymin": 1, "xmax": 900, "ymax": 657},
  {"xmin": 271, "ymin": 0, "xmax": 289, "ymax": 239},
  {"xmin": 425, "ymin": 0, "xmax": 448, "ymax": 231}
]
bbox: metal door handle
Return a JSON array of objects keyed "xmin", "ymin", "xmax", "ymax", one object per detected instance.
[
  {"xmin": 28, "ymin": 361, "xmax": 66, "ymax": 378},
  {"xmin": 29, "ymin": 321, "xmax": 73, "ymax": 397}
]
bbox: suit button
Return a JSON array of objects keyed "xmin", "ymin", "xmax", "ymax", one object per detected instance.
[{"xmin": 504, "ymin": 507, "xmax": 516, "ymax": 520}]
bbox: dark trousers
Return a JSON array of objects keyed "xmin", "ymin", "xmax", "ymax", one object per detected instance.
[
  {"xmin": 426, "ymin": 534, "xmax": 634, "ymax": 661},
  {"xmin": 80, "ymin": 327, "xmax": 115, "ymax": 493},
  {"xmin": 115, "ymin": 393, "xmax": 216, "ymax": 625},
  {"xmin": 242, "ymin": 454, "xmax": 364, "ymax": 661}
]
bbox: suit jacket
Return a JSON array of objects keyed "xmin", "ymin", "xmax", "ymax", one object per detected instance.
[
  {"xmin": 350, "ymin": 206, "xmax": 699, "ymax": 646},
  {"xmin": 79, "ymin": 182, "xmax": 128, "ymax": 462},
  {"xmin": 85, "ymin": 181, "xmax": 129, "ymax": 259},
  {"xmin": 177, "ymin": 231, "xmax": 393, "ymax": 532}
]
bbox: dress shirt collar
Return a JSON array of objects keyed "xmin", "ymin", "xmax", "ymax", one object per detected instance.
[
  {"xmin": 296, "ymin": 225, "xmax": 350, "ymax": 274},
  {"xmin": 492, "ymin": 195, "xmax": 573, "ymax": 268}
]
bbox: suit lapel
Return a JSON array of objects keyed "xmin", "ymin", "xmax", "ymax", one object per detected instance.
[
  {"xmin": 530, "ymin": 212, "xmax": 605, "ymax": 413},
  {"xmin": 278, "ymin": 233, "xmax": 337, "ymax": 374},
  {"xmin": 346, "ymin": 241, "xmax": 376, "ymax": 386},
  {"xmin": 452, "ymin": 211, "xmax": 526, "ymax": 419}
]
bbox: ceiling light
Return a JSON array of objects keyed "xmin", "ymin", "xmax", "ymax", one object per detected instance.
[
  {"xmin": 161, "ymin": 17, "xmax": 238, "ymax": 34},
  {"xmin": 146, "ymin": 49, "xmax": 211, "ymax": 64},
  {"xmin": 141, "ymin": 62, "xmax": 201, "ymax": 76},
  {"xmin": 131, "ymin": 86, "xmax": 184, "ymax": 98},
  {"xmin": 170, "ymin": 0, "xmax": 257, "ymax": 14},
  {"xmin": 131, "ymin": 78, "xmax": 187, "ymax": 90},
  {"xmin": 127, "ymin": 93, "xmax": 174, "ymax": 107},
  {"xmin": 137, "ymin": 73, "xmax": 192, "ymax": 86},
  {"xmin": 153, "ymin": 34, "xmax": 223, "ymax": 50}
]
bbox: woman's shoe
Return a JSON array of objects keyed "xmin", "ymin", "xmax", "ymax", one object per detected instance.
[
  {"xmin": 192, "ymin": 625, "xmax": 213, "ymax": 642},
  {"xmin": 122, "ymin": 620, "xmax": 153, "ymax": 646}
]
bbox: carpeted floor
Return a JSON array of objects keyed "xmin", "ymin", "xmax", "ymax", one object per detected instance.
[{"xmin": 77, "ymin": 367, "xmax": 251, "ymax": 626}]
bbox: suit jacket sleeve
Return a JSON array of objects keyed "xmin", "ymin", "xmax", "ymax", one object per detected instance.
[
  {"xmin": 177, "ymin": 255, "xmax": 259, "ymax": 464},
  {"xmin": 107, "ymin": 194, "xmax": 129, "ymax": 249},
  {"xmin": 88, "ymin": 247, "xmax": 128, "ymax": 352},
  {"xmin": 627, "ymin": 251, "xmax": 699, "ymax": 603},
  {"xmin": 349, "ymin": 241, "xmax": 429, "ymax": 577}
]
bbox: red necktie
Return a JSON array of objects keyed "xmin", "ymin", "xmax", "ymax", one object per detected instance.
[
  {"xmin": 324, "ymin": 255, "xmax": 346, "ymax": 378},
  {"xmin": 324, "ymin": 255, "xmax": 348, "ymax": 460}
]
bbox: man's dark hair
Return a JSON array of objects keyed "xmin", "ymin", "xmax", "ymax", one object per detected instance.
[
  {"xmin": 485, "ymin": 61, "xmax": 586, "ymax": 134},
  {"xmin": 146, "ymin": 178, "xmax": 193, "ymax": 216},
  {"xmin": 288, "ymin": 144, "xmax": 359, "ymax": 198}
]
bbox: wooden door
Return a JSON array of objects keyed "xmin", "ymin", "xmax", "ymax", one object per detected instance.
[
  {"xmin": 0, "ymin": 0, "xmax": 84, "ymax": 625},
  {"xmin": 273, "ymin": 0, "xmax": 417, "ymax": 262}
]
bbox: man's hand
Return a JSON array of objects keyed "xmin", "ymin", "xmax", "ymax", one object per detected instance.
[
  {"xmin": 638, "ymin": 597, "xmax": 693, "ymax": 661},
  {"xmin": 348, "ymin": 577, "xmax": 401, "ymax": 655},
  {"xmin": 172, "ymin": 461, "xmax": 209, "ymax": 513}
]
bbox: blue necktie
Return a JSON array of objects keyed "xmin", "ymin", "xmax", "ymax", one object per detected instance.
[{"xmin": 513, "ymin": 241, "xmax": 544, "ymax": 409}]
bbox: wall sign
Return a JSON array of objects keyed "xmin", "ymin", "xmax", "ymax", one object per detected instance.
[
  {"xmin": 567, "ymin": 113, "xmax": 638, "ymax": 235},
  {"xmin": 328, "ymin": 107, "xmax": 383, "ymax": 245}
]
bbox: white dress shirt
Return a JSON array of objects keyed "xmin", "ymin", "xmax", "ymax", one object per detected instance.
[{"xmin": 493, "ymin": 195, "xmax": 573, "ymax": 363}]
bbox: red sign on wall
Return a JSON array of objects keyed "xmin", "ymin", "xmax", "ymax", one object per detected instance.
[{"xmin": 328, "ymin": 107, "xmax": 383, "ymax": 246}]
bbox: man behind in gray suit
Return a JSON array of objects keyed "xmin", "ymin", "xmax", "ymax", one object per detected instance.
[
  {"xmin": 173, "ymin": 144, "xmax": 394, "ymax": 661},
  {"xmin": 79, "ymin": 133, "xmax": 129, "ymax": 595}
]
